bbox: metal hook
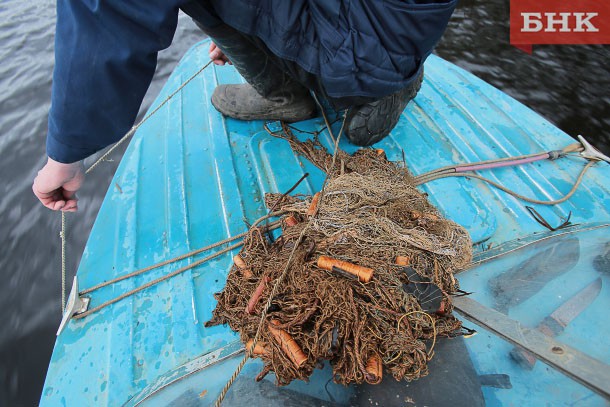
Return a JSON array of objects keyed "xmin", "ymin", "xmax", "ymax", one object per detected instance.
[
  {"xmin": 57, "ymin": 276, "xmax": 90, "ymax": 336},
  {"xmin": 578, "ymin": 135, "xmax": 610, "ymax": 164}
]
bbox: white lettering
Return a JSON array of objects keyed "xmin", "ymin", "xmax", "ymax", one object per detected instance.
[
  {"xmin": 520, "ymin": 12, "xmax": 601, "ymax": 33},
  {"xmin": 522, "ymin": 13, "xmax": 543, "ymax": 32},
  {"xmin": 573, "ymin": 12, "xmax": 599, "ymax": 32},
  {"xmin": 544, "ymin": 12, "xmax": 571, "ymax": 32}
]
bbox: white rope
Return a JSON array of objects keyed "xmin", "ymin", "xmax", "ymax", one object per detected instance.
[{"xmin": 60, "ymin": 212, "xmax": 66, "ymax": 313}]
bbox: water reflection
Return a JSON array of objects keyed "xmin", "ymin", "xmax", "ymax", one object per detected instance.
[{"xmin": 436, "ymin": 0, "xmax": 610, "ymax": 154}]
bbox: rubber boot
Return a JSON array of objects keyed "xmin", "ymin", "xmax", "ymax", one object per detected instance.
[
  {"xmin": 207, "ymin": 27, "xmax": 316, "ymax": 122},
  {"xmin": 345, "ymin": 70, "xmax": 424, "ymax": 146}
]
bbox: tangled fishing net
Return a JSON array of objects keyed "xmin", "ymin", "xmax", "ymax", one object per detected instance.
[{"xmin": 206, "ymin": 126, "xmax": 472, "ymax": 386}]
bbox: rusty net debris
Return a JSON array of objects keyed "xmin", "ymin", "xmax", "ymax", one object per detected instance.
[{"xmin": 206, "ymin": 128, "xmax": 472, "ymax": 386}]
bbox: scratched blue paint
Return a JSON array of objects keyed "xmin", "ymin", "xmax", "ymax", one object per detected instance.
[
  {"xmin": 458, "ymin": 225, "xmax": 610, "ymax": 407},
  {"xmin": 41, "ymin": 40, "xmax": 610, "ymax": 406}
]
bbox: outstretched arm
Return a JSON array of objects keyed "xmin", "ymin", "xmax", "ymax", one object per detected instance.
[{"xmin": 35, "ymin": 0, "xmax": 183, "ymax": 210}]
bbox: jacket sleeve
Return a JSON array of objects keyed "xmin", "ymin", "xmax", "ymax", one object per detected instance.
[{"xmin": 46, "ymin": 0, "xmax": 185, "ymax": 163}]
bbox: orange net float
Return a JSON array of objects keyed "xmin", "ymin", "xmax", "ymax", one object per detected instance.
[
  {"xmin": 395, "ymin": 256, "xmax": 411, "ymax": 266},
  {"xmin": 233, "ymin": 254, "xmax": 253, "ymax": 278},
  {"xmin": 245, "ymin": 276, "xmax": 270, "ymax": 315},
  {"xmin": 284, "ymin": 215, "xmax": 299, "ymax": 227},
  {"xmin": 364, "ymin": 353, "xmax": 383, "ymax": 384},
  {"xmin": 245, "ymin": 339, "xmax": 269, "ymax": 357},
  {"xmin": 409, "ymin": 210, "xmax": 439, "ymax": 221},
  {"xmin": 268, "ymin": 319, "xmax": 308, "ymax": 368},
  {"xmin": 307, "ymin": 192, "xmax": 321, "ymax": 216},
  {"xmin": 317, "ymin": 255, "xmax": 374, "ymax": 283},
  {"xmin": 375, "ymin": 148, "xmax": 387, "ymax": 160}
]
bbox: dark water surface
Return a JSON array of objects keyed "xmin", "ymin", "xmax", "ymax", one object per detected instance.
[{"xmin": 0, "ymin": 1, "xmax": 607, "ymax": 405}]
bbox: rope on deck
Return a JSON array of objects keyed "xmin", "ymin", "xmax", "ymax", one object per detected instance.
[
  {"xmin": 79, "ymin": 216, "xmax": 282, "ymax": 295},
  {"xmin": 411, "ymin": 141, "xmax": 595, "ymax": 205},
  {"xmin": 59, "ymin": 57, "xmax": 213, "ymax": 313},
  {"xmin": 72, "ymin": 215, "xmax": 283, "ymax": 319},
  {"xmin": 414, "ymin": 161, "xmax": 595, "ymax": 205}
]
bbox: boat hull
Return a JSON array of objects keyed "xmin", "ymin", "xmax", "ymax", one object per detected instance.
[{"xmin": 41, "ymin": 40, "xmax": 610, "ymax": 406}]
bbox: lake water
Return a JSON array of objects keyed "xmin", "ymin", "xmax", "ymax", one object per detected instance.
[{"xmin": 0, "ymin": 1, "xmax": 608, "ymax": 405}]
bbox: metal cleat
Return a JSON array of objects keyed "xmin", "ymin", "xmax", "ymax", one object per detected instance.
[
  {"xmin": 578, "ymin": 135, "xmax": 610, "ymax": 164},
  {"xmin": 57, "ymin": 277, "xmax": 90, "ymax": 336}
]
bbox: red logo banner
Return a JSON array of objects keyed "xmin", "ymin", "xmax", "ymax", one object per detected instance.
[{"xmin": 510, "ymin": 0, "xmax": 610, "ymax": 53}]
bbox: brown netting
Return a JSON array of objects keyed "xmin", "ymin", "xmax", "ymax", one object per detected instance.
[{"xmin": 206, "ymin": 128, "xmax": 472, "ymax": 386}]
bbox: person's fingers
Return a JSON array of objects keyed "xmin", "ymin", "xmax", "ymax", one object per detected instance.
[
  {"xmin": 63, "ymin": 197, "xmax": 78, "ymax": 208},
  {"xmin": 209, "ymin": 44, "xmax": 221, "ymax": 59},
  {"xmin": 209, "ymin": 43, "xmax": 231, "ymax": 65},
  {"xmin": 33, "ymin": 181, "xmax": 74, "ymax": 212},
  {"xmin": 33, "ymin": 183, "xmax": 55, "ymax": 208},
  {"xmin": 32, "ymin": 177, "xmax": 48, "ymax": 198},
  {"xmin": 52, "ymin": 200, "xmax": 66, "ymax": 211},
  {"xmin": 33, "ymin": 179, "xmax": 52, "ymax": 199},
  {"xmin": 33, "ymin": 188, "xmax": 49, "ymax": 203},
  {"xmin": 209, "ymin": 43, "xmax": 219, "ymax": 58},
  {"xmin": 213, "ymin": 54, "xmax": 225, "ymax": 63},
  {"xmin": 33, "ymin": 172, "xmax": 60, "ymax": 200},
  {"xmin": 62, "ymin": 203, "xmax": 78, "ymax": 212},
  {"xmin": 40, "ymin": 197, "xmax": 57, "ymax": 210}
]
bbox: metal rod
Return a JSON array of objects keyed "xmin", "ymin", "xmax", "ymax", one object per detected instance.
[{"xmin": 453, "ymin": 296, "xmax": 610, "ymax": 400}]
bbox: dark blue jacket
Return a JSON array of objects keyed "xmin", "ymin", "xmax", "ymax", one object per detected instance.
[{"xmin": 47, "ymin": 0, "xmax": 456, "ymax": 163}]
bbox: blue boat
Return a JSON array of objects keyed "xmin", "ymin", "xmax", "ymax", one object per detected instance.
[{"xmin": 41, "ymin": 40, "xmax": 610, "ymax": 406}]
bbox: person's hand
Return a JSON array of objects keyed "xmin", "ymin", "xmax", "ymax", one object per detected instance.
[
  {"xmin": 32, "ymin": 158, "xmax": 85, "ymax": 212},
  {"xmin": 209, "ymin": 42, "xmax": 232, "ymax": 66}
]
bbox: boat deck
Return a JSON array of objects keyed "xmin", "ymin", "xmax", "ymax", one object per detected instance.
[{"xmin": 42, "ymin": 40, "xmax": 610, "ymax": 406}]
